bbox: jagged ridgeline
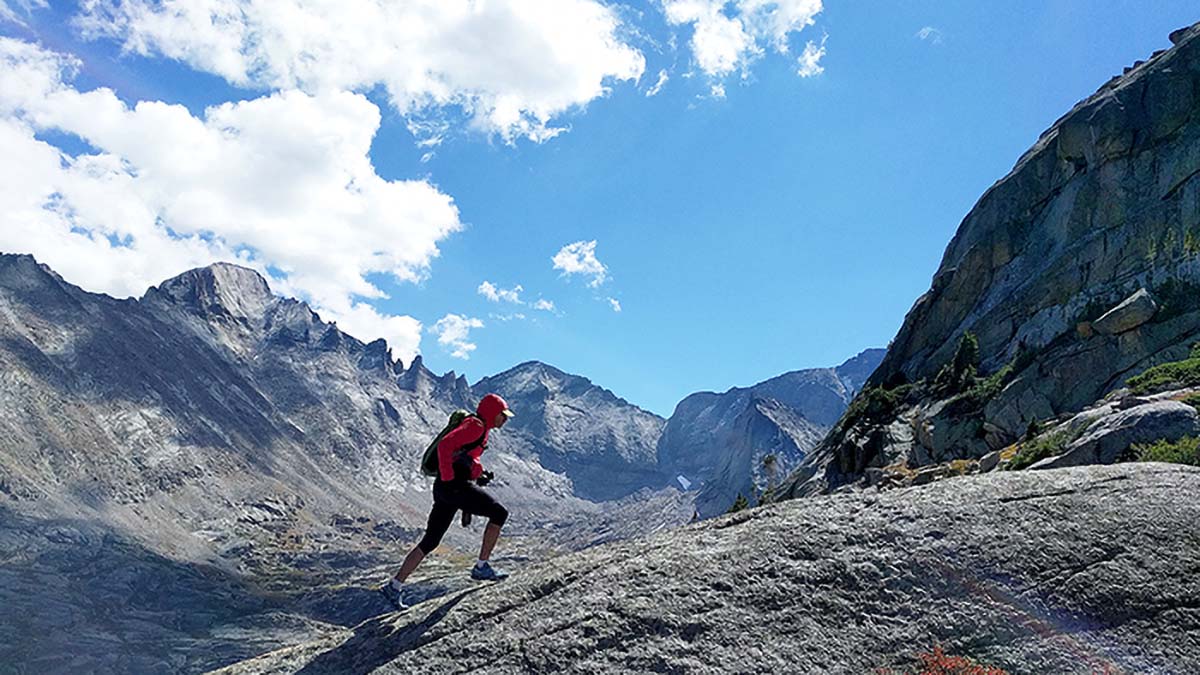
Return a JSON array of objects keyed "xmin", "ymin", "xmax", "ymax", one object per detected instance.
[{"xmin": 782, "ymin": 23, "xmax": 1200, "ymax": 497}]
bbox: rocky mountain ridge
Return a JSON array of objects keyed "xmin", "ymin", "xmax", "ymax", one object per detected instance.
[
  {"xmin": 658, "ymin": 349, "xmax": 884, "ymax": 516},
  {"xmin": 0, "ymin": 252, "xmax": 879, "ymax": 672},
  {"xmin": 782, "ymin": 21, "xmax": 1200, "ymax": 497},
  {"xmin": 473, "ymin": 360, "xmax": 668, "ymax": 501},
  {"xmin": 0, "ymin": 253, "xmax": 692, "ymax": 672}
]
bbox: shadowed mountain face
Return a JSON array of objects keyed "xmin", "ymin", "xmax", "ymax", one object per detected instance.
[
  {"xmin": 657, "ymin": 349, "xmax": 884, "ymax": 516},
  {"xmin": 215, "ymin": 464, "xmax": 1200, "ymax": 675},
  {"xmin": 782, "ymin": 22, "xmax": 1200, "ymax": 497}
]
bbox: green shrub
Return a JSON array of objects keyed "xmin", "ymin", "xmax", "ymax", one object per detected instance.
[
  {"xmin": 1008, "ymin": 430, "xmax": 1071, "ymax": 470},
  {"xmin": 843, "ymin": 384, "xmax": 913, "ymax": 429},
  {"xmin": 727, "ymin": 493, "xmax": 750, "ymax": 513},
  {"xmin": 1131, "ymin": 436, "xmax": 1200, "ymax": 466},
  {"xmin": 948, "ymin": 361, "xmax": 1024, "ymax": 415},
  {"xmin": 1126, "ymin": 355, "xmax": 1200, "ymax": 394}
]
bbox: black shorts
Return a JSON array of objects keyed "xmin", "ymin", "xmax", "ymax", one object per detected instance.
[{"xmin": 417, "ymin": 479, "xmax": 509, "ymax": 554}]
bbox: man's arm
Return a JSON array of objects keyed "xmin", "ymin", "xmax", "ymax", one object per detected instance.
[{"xmin": 437, "ymin": 417, "xmax": 485, "ymax": 481}]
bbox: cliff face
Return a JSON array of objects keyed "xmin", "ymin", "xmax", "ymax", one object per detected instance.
[{"xmin": 783, "ymin": 23, "xmax": 1200, "ymax": 496}]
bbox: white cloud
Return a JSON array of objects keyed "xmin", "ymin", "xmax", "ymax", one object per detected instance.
[
  {"xmin": 488, "ymin": 312, "xmax": 526, "ymax": 322},
  {"xmin": 478, "ymin": 280, "xmax": 524, "ymax": 304},
  {"xmin": 328, "ymin": 303, "xmax": 424, "ymax": 363},
  {"xmin": 533, "ymin": 298, "xmax": 556, "ymax": 312},
  {"xmin": 0, "ymin": 37, "xmax": 459, "ymax": 364},
  {"xmin": 552, "ymin": 240, "xmax": 608, "ymax": 287},
  {"xmin": 0, "ymin": 0, "xmax": 45, "ymax": 24},
  {"xmin": 796, "ymin": 37, "xmax": 826, "ymax": 77},
  {"xmin": 77, "ymin": 0, "xmax": 646, "ymax": 143},
  {"xmin": 608, "ymin": 297, "xmax": 622, "ymax": 312},
  {"xmin": 662, "ymin": 0, "xmax": 822, "ymax": 79},
  {"xmin": 710, "ymin": 83, "xmax": 727, "ymax": 98},
  {"xmin": 916, "ymin": 26, "xmax": 943, "ymax": 45},
  {"xmin": 645, "ymin": 69, "xmax": 670, "ymax": 97},
  {"xmin": 431, "ymin": 314, "xmax": 483, "ymax": 359}
]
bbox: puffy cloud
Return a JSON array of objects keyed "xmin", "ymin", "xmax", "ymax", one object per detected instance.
[
  {"xmin": 796, "ymin": 37, "xmax": 826, "ymax": 77},
  {"xmin": 0, "ymin": 37, "xmax": 459, "ymax": 363},
  {"xmin": 478, "ymin": 280, "xmax": 524, "ymax": 304},
  {"xmin": 327, "ymin": 303, "xmax": 424, "ymax": 364},
  {"xmin": 662, "ymin": 0, "xmax": 822, "ymax": 79},
  {"xmin": 552, "ymin": 240, "xmax": 608, "ymax": 287},
  {"xmin": 431, "ymin": 314, "xmax": 483, "ymax": 359},
  {"xmin": 608, "ymin": 297, "xmax": 622, "ymax": 313},
  {"xmin": 533, "ymin": 298, "xmax": 556, "ymax": 312},
  {"xmin": 77, "ymin": 0, "xmax": 646, "ymax": 143},
  {"xmin": 916, "ymin": 26, "xmax": 944, "ymax": 45}
]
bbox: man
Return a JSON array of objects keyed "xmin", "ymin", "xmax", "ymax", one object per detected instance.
[{"xmin": 379, "ymin": 393, "xmax": 514, "ymax": 610}]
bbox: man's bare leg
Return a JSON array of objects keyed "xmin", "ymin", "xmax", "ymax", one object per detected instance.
[
  {"xmin": 479, "ymin": 522, "xmax": 502, "ymax": 561},
  {"xmin": 392, "ymin": 545, "xmax": 426, "ymax": 583}
]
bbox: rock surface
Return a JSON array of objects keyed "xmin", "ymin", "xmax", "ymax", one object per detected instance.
[
  {"xmin": 1092, "ymin": 288, "xmax": 1158, "ymax": 335},
  {"xmin": 1033, "ymin": 398, "xmax": 1200, "ymax": 469},
  {"xmin": 215, "ymin": 464, "xmax": 1200, "ymax": 675}
]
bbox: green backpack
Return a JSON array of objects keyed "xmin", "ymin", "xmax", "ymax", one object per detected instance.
[{"xmin": 420, "ymin": 410, "xmax": 484, "ymax": 477}]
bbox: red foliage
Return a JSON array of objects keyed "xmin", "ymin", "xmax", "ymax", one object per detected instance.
[{"xmin": 877, "ymin": 645, "xmax": 1009, "ymax": 675}]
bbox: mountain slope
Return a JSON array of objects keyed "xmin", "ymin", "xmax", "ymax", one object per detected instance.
[
  {"xmin": 657, "ymin": 349, "xmax": 883, "ymax": 516},
  {"xmin": 216, "ymin": 463, "xmax": 1200, "ymax": 675},
  {"xmin": 473, "ymin": 361, "xmax": 667, "ymax": 501}
]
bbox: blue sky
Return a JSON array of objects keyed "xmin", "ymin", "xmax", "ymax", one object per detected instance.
[{"xmin": 1, "ymin": 2, "xmax": 1197, "ymax": 417}]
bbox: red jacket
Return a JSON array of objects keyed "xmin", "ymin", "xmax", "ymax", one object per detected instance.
[{"xmin": 437, "ymin": 394, "xmax": 510, "ymax": 482}]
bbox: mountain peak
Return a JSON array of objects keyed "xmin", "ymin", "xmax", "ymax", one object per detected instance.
[
  {"xmin": 147, "ymin": 262, "xmax": 275, "ymax": 320},
  {"xmin": 834, "ymin": 348, "xmax": 886, "ymax": 391}
]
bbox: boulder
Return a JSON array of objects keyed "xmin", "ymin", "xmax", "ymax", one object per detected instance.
[
  {"xmin": 1092, "ymin": 288, "xmax": 1158, "ymax": 335},
  {"xmin": 1032, "ymin": 400, "xmax": 1200, "ymax": 469},
  {"xmin": 979, "ymin": 450, "xmax": 1001, "ymax": 473}
]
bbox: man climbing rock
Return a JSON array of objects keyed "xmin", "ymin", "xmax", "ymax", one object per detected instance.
[{"xmin": 379, "ymin": 393, "xmax": 514, "ymax": 610}]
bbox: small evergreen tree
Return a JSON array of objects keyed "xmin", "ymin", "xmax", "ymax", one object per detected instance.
[
  {"xmin": 1024, "ymin": 418, "xmax": 1041, "ymax": 441},
  {"xmin": 952, "ymin": 331, "xmax": 980, "ymax": 379},
  {"xmin": 935, "ymin": 331, "xmax": 980, "ymax": 394},
  {"xmin": 762, "ymin": 453, "xmax": 778, "ymax": 490},
  {"xmin": 728, "ymin": 493, "xmax": 749, "ymax": 513}
]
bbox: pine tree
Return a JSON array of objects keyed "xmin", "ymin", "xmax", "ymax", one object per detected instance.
[
  {"xmin": 1024, "ymin": 418, "xmax": 1041, "ymax": 441},
  {"xmin": 762, "ymin": 453, "xmax": 778, "ymax": 491},
  {"xmin": 934, "ymin": 331, "xmax": 980, "ymax": 394},
  {"xmin": 728, "ymin": 493, "xmax": 749, "ymax": 513}
]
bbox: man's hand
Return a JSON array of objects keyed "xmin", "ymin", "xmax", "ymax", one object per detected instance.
[{"xmin": 476, "ymin": 471, "xmax": 495, "ymax": 487}]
